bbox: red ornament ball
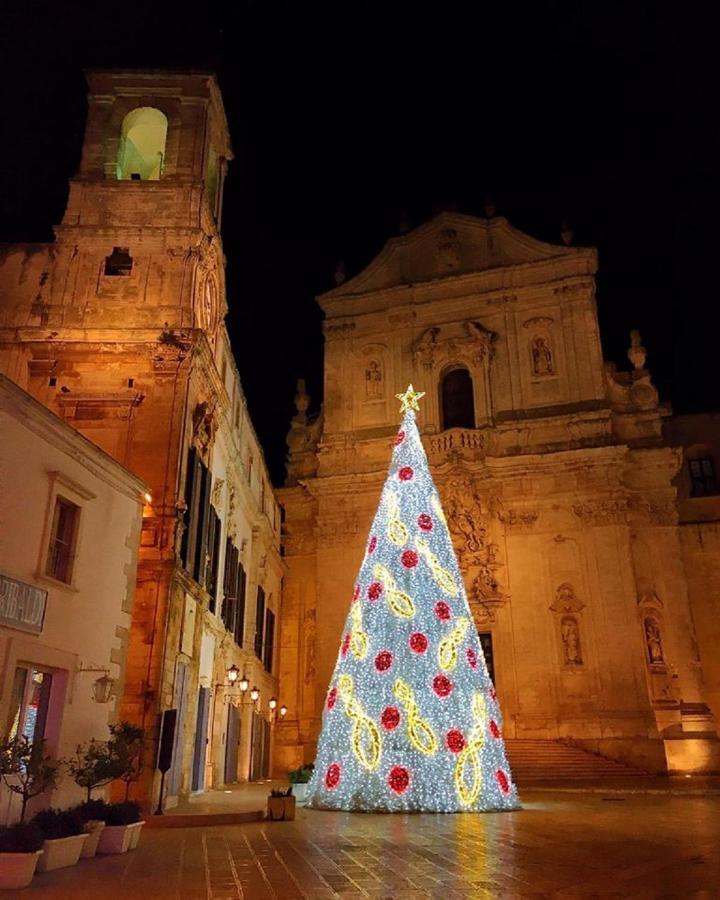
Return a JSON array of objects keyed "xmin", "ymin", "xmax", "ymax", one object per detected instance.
[
  {"xmin": 340, "ymin": 633, "xmax": 351, "ymax": 657},
  {"xmin": 466, "ymin": 647, "xmax": 478, "ymax": 669},
  {"xmin": 496, "ymin": 769, "xmax": 510, "ymax": 794},
  {"xmin": 434, "ymin": 601, "xmax": 452, "ymax": 621},
  {"xmin": 381, "ymin": 706, "xmax": 401, "ymax": 730},
  {"xmin": 489, "ymin": 687, "xmax": 497, "ymax": 702},
  {"xmin": 433, "ymin": 674, "xmax": 453, "ymax": 698},
  {"xmin": 325, "ymin": 763, "xmax": 341, "ymax": 790},
  {"xmin": 489, "ymin": 719, "xmax": 501, "ymax": 739},
  {"xmin": 368, "ymin": 535, "xmax": 378, "ymax": 554},
  {"xmin": 326, "ymin": 687, "xmax": 338, "ymax": 710},
  {"xmin": 401, "ymin": 549, "xmax": 419, "ymax": 569},
  {"xmin": 394, "ymin": 430, "xmax": 406, "ymax": 446},
  {"xmin": 368, "ymin": 581, "xmax": 383, "ymax": 601},
  {"xmin": 446, "ymin": 729, "xmax": 466, "ymax": 753},
  {"xmin": 388, "ymin": 765, "xmax": 410, "ymax": 795},
  {"xmin": 417, "ymin": 513, "xmax": 433, "ymax": 532},
  {"xmin": 352, "ymin": 584, "xmax": 360, "ymax": 602},
  {"xmin": 375, "ymin": 650, "xmax": 393, "ymax": 672},
  {"xmin": 409, "ymin": 632, "xmax": 428, "ymax": 654},
  {"xmin": 398, "ymin": 466, "xmax": 414, "ymax": 481}
]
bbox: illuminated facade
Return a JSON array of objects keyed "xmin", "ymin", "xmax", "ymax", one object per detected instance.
[
  {"xmin": 278, "ymin": 213, "xmax": 720, "ymax": 775},
  {"xmin": 0, "ymin": 72, "xmax": 283, "ymax": 808}
]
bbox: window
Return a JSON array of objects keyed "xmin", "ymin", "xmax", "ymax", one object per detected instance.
[
  {"xmin": 264, "ymin": 609, "xmax": 275, "ymax": 673},
  {"xmin": 180, "ymin": 447, "xmax": 212, "ymax": 585},
  {"xmin": 254, "ymin": 587, "xmax": 265, "ymax": 660},
  {"xmin": 116, "ymin": 107, "xmax": 168, "ymax": 181},
  {"xmin": 6, "ymin": 666, "xmax": 53, "ymax": 742},
  {"xmin": 104, "ymin": 247, "xmax": 133, "ymax": 276},
  {"xmin": 221, "ymin": 543, "xmax": 247, "ymax": 648},
  {"xmin": 205, "ymin": 507, "xmax": 222, "ymax": 613},
  {"xmin": 689, "ymin": 457, "xmax": 717, "ymax": 497},
  {"xmin": 440, "ymin": 367, "xmax": 475, "ymax": 430},
  {"xmin": 46, "ymin": 496, "xmax": 79, "ymax": 583}
]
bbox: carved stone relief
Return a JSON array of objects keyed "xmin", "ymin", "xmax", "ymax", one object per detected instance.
[
  {"xmin": 192, "ymin": 400, "xmax": 216, "ymax": 454},
  {"xmin": 436, "ymin": 227, "xmax": 461, "ymax": 270},
  {"xmin": 411, "ymin": 321, "xmax": 495, "ymax": 370},
  {"xmin": 550, "ymin": 582, "xmax": 586, "ymax": 614}
]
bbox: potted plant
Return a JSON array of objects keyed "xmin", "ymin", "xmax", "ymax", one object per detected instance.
[
  {"xmin": 288, "ymin": 763, "xmax": 314, "ymax": 805},
  {"xmin": 0, "ymin": 822, "xmax": 44, "ymax": 890},
  {"xmin": 108, "ymin": 721, "xmax": 145, "ymax": 801},
  {"xmin": 266, "ymin": 787, "xmax": 296, "ymax": 822},
  {"xmin": 66, "ymin": 738, "xmax": 123, "ymax": 803},
  {"xmin": 97, "ymin": 801, "xmax": 143, "ymax": 854},
  {"xmin": 73, "ymin": 800, "xmax": 111, "ymax": 859},
  {"xmin": 32, "ymin": 809, "xmax": 88, "ymax": 872},
  {"xmin": 0, "ymin": 736, "xmax": 59, "ymax": 823}
]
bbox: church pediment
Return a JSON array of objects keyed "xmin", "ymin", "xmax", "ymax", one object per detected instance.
[{"xmin": 320, "ymin": 212, "xmax": 593, "ymax": 301}]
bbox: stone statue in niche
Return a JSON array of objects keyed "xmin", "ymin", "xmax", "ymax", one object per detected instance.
[
  {"xmin": 437, "ymin": 227, "xmax": 461, "ymax": 270},
  {"xmin": 644, "ymin": 617, "xmax": 664, "ymax": 664},
  {"xmin": 561, "ymin": 616, "xmax": 583, "ymax": 666},
  {"xmin": 365, "ymin": 360, "xmax": 383, "ymax": 399},
  {"xmin": 192, "ymin": 400, "xmax": 215, "ymax": 454},
  {"xmin": 628, "ymin": 329, "xmax": 647, "ymax": 371},
  {"xmin": 531, "ymin": 335, "xmax": 554, "ymax": 376}
]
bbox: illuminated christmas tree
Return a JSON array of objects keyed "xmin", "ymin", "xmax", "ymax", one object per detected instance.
[{"xmin": 305, "ymin": 385, "xmax": 520, "ymax": 813}]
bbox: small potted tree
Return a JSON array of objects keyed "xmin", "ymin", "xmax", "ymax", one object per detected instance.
[
  {"xmin": 96, "ymin": 801, "xmax": 143, "ymax": 855},
  {"xmin": 108, "ymin": 722, "xmax": 146, "ymax": 849},
  {"xmin": 0, "ymin": 822, "xmax": 44, "ymax": 890},
  {"xmin": 66, "ymin": 738, "xmax": 123, "ymax": 858},
  {"xmin": 266, "ymin": 787, "xmax": 295, "ymax": 821},
  {"xmin": 288, "ymin": 763, "xmax": 314, "ymax": 805},
  {"xmin": 0, "ymin": 735, "xmax": 59, "ymax": 823},
  {"xmin": 32, "ymin": 809, "xmax": 88, "ymax": 872}
]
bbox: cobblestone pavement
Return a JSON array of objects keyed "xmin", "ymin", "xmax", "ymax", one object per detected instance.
[{"xmin": 22, "ymin": 791, "xmax": 720, "ymax": 899}]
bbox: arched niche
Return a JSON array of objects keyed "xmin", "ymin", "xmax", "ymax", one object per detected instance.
[
  {"xmin": 116, "ymin": 107, "xmax": 169, "ymax": 181},
  {"xmin": 439, "ymin": 365, "xmax": 475, "ymax": 430}
]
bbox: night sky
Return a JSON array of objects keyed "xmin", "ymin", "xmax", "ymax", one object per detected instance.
[{"xmin": 0, "ymin": 2, "xmax": 714, "ymax": 484}]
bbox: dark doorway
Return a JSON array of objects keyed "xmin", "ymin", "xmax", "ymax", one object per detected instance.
[
  {"xmin": 224, "ymin": 704, "xmax": 240, "ymax": 784},
  {"xmin": 168, "ymin": 662, "xmax": 188, "ymax": 797},
  {"xmin": 479, "ymin": 632, "xmax": 495, "ymax": 684},
  {"xmin": 440, "ymin": 368, "xmax": 475, "ymax": 429},
  {"xmin": 191, "ymin": 686, "xmax": 210, "ymax": 792},
  {"xmin": 249, "ymin": 712, "xmax": 270, "ymax": 781}
]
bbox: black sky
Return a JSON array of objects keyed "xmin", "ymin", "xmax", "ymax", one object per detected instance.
[{"xmin": 0, "ymin": 2, "xmax": 715, "ymax": 483}]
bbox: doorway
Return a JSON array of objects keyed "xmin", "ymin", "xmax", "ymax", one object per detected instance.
[
  {"xmin": 224, "ymin": 704, "xmax": 240, "ymax": 784},
  {"xmin": 191, "ymin": 686, "xmax": 210, "ymax": 793},
  {"xmin": 479, "ymin": 632, "xmax": 495, "ymax": 685},
  {"xmin": 168, "ymin": 662, "xmax": 188, "ymax": 797},
  {"xmin": 249, "ymin": 712, "xmax": 270, "ymax": 781}
]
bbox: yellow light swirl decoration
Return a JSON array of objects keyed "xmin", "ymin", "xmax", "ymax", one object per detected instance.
[
  {"xmin": 438, "ymin": 617, "xmax": 470, "ymax": 672},
  {"xmin": 386, "ymin": 491, "xmax": 409, "ymax": 547},
  {"xmin": 393, "ymin": 678, "xmax": 438, "ymax": 756},
  {"xmin": 454, "ymin": 693, "xmax": 487, "ymax": 806},
  {"xmin": 431, "ymin": 493, "xmax": 448, "ymax": 528},
  {"xmin": 372, "ymin": 563, "xmax": 416, "ymax": 619},
  {"xmin": 349, "ymin": 601, "xmax": 368, "ymax": 660},
  {"xmin": 337, "ymin": 674, "xmax": 382, "ymax": 771},
  {"xmin": 416, "ymin": 537, "xmax": 458, "ymax": 597}
]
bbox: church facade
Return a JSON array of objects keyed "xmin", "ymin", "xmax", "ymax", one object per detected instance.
[{"xmin": 277, "ymin": 212, "xmax": 720, "ymax": 775}]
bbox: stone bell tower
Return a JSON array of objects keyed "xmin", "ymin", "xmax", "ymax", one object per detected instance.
[{"xmin": 0, "ymin": 71, "xmax": 235, "ymax": 803}]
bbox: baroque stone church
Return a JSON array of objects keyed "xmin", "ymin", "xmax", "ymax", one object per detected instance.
[{"xmin": 276, "ymin": 212, "xmax": 720, "ymax": 776}]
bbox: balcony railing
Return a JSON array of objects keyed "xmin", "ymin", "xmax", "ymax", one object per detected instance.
[{"xmin": 426, "ymin": 428, "xmax": 486, "ymax": 465}]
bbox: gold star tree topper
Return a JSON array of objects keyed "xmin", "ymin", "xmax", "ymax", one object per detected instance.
[{"xmin": 395, "ymin": 384, "xmax": 426, "ymax": 413}]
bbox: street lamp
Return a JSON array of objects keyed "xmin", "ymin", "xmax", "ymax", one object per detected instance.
[
  {"xmin": 227, "ymin": 664, "xmax": 240, "ymax": 685},
  {"xmin": 279, "ymin": 704, "xmax": 288, "ymax": 718},
  {"xmin": 250, "ymin": 686, "xmax": 260, "ymax": 703},
  {"xmin": 239, "ymin": 674, "xmax": 249, "ymax": 693},
  {"xmin": 269, "ymin": 697, "xmax": 277, "ymax": 711}
]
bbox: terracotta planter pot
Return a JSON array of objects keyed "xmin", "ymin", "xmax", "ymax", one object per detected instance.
[
  {"xmin": 80, "ymin": 821, "xmax": 106, "ymax": 858},
  {"xmin": 36, "ymin": 834, "xmax": 88, "ymax": 872},
  {"xmin": 0, "ymin": 851, "xmax": 42, "ymax": 890},
  {"xmin": 127, "ymin": 821, "xmax": 145, "ymax": 850},
  {"xmin": 96, "ymin": 824, "xmax": 133, "ymax": 855},
  {"xmin": 267, "ymin": 796, "xmax": 296, "ymax": 821}
]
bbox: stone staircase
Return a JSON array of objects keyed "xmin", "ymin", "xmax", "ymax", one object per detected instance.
[{"xmin": 504, "ymin": 739, "xmax": 645, "ymax": 782}]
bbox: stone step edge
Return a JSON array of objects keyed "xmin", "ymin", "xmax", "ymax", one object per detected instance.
[{"xmin": 146, "ymin": 810, "xmax": 265, "ymax": 828}]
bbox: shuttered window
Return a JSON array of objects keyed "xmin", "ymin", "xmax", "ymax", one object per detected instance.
[
  {"xmin": 264, "ymin": 608, "xmax": 275, "ymax": 673},
  {"xmin": 254, "ymin": 587, "xmax": 265, "ymax": 659}
]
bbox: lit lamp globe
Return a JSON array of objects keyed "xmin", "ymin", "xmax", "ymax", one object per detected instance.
[
  {"xmin": 279, "ymin": 705, "xmax": 288, "ymax": 718},
  {"xmin": 269, "ymin": 697, "xmax": 278, "ymax": 711},
  {"xmin": 250, "ymin": 686, "xmax": 260, "ymax": 703},
  {"xmin": 239, "ymin": 675, "xmax": 249, "ymax": 693},
  {"xmin": 227, "ymin": 664, "xmax": 240, "ymax": 685}
]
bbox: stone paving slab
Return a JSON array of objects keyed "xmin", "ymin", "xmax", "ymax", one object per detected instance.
[{"xmin": 18, "ymin": 791, "xmax": 720, "ymax": 898}]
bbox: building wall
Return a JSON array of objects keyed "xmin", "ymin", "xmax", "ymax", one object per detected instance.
[
  {"xmin": 277, "ymin": 214, "xmax": 720, "ymax": 775},
  {"xmin": 0, "ymin": 71, "xmax": 284, "ymax": 809},
  {"xmin": 0, "ymin": 375, "xmax": 146, "ymax": 822}
]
